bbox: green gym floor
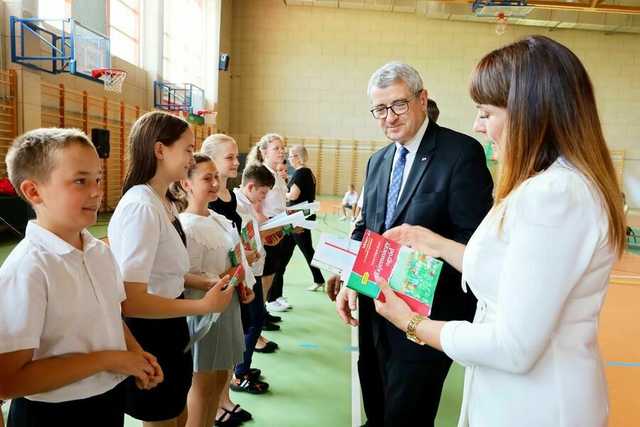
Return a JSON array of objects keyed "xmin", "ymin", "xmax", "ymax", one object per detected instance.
[{"xmin": 2, "ymin": 207, "xmax": 639, "ymax": 426}]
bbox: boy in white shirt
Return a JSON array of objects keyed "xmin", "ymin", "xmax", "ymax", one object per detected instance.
[
  {"xmin": 0, "ymin": 128, "xmax": 162, "ymax": 427},
  {"xmin": 232, "ymin": 164, "xmax": 281, "ymax": 386}
]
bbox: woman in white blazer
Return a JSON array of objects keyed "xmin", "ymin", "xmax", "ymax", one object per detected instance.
[{"xmin": 365, "ymin": 36, "xmax": 627, "ymax": 427}]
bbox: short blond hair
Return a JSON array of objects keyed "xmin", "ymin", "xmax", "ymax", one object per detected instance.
[
  {"xmin": 201, "ymin": 133, "xmax": 236, "ymax": 160},
  {"xmin": 5, "ymin": 128, "xmax": 95, "ymax": 200}
]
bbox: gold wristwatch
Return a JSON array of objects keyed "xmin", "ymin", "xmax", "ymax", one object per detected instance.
[{"xmin": 406, "ymin": 314, "xmax": 426, "ymax": 345}]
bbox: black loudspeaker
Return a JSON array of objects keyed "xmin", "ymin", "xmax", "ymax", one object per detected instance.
[
  {"xmin": 91, "ymin": 128, "xmax": 110, "ymax": 159},
  {"xmin": 219, "ymin": 53, "xmax": 230, "ymax": 71}
]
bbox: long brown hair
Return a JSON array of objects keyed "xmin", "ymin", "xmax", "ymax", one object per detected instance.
[
  {"xmin": 470, "ymin": 35, "xmax": 625, "ymax": 256},
  {"xmin": 122, "ymin": 111, "xmax": 190, "ymax": 199}
]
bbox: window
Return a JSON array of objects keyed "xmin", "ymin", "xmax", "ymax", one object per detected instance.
[
  {"xmin": 38, "ymin": 0, "xmax": 72, "ymax": 19},
  {"xmin": 163, "ymin": 0, "xmax": 205, "ymax": 87},
  {"xmin": 108, "ymin": 0, "xmax": 140, "ymax": 65}
]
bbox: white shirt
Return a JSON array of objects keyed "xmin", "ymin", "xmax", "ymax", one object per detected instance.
[
  {"xmin": 234, "ymin": 188, "xmax": 267, "ymax": 276},
  {"xmin": 390, "ymin": 116, "xmax": 429, "ymax": 202},
  {"xmin": 262, "ymin": 165, "xmax": 288, "ymax": 218},
  {"xmin": 342, "ymin": 191, "xmax": 359, "ymax": 206},
  {"xmin": 179, "ymin": 210, "xmax": 256, "ymax": 299},
  {"xmin": 440, "ymin": 158, "xmax": 615, "ymax": 427},
  {"xmin": 108, "ymin": 185, "xmax": 190, "ymax": 298},
  {"xmin": 0, "ymin": 222, "xmax": 127, "ymax": 403}
]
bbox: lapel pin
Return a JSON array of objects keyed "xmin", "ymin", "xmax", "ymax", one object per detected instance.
[{"xmin": 421, "ymin": 156, "xmax": 428, "ymax": 161}]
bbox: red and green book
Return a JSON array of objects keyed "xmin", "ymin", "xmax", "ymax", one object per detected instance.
[
  {"xmin": 240, "ymin": 222, "xmax": 257, "ymax": 252},
  {"xmin": 347, "ymin": 230, "xmax": 443, "ymax": 316}
]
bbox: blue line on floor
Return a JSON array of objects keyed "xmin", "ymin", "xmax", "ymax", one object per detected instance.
[
  {"xmin": 607, "ymin": 361, "xmax": 640, "ymax": 367},
  {"xmin": 344, "ymin": 345, "xmax": 359, "ymax": 353},
  {"xmin": 299, "ymin": 342, "xmax": 320, "ymax": 349}
]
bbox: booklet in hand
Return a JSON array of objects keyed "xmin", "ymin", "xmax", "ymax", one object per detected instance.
[
  {"xmin": 240, "ymin": 222, "xmax": 258, "ymax": 252},
  {"xmin": 347, "ymin": 230, "xmax": 443, "ymax": 316}
]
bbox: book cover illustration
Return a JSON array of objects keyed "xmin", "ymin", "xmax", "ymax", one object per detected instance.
[
  {"xmin": 240, "ymin": 221, "xmax": 258, "ymax": 252},
  {"xmin": 347, "ymin": 230, "xmax": 443, "ymax": 316},
  {"xmin": 228, "ymin": 242, "xmax": 242, "ymax": 267}
]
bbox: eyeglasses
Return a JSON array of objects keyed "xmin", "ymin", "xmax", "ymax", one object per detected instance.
[{"xmin": 370, "ymin": 91, "xmax": 421, "ymax": 119}]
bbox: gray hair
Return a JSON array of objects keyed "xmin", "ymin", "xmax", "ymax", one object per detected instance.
[
  {"xmin": 367, "ymin": 62, "xmax": 424, "ymax": 98},
  {"xmin": 289, "ymin": 144, "xmax": 308, "ymax": 163}
]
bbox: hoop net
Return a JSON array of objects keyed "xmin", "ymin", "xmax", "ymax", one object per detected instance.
[{"xmin": 91, "ymin": 68, "xmax": 128, "ymax": 93}]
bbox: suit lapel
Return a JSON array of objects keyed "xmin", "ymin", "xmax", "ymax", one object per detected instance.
[{"xmin": 390, "ymin": 121, "xmax": 438, "ymax": 226}]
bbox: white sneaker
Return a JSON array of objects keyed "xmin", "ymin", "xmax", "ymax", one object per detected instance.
[
  {"xmin": 306, "ymin": 283, "xmax": 325, "ymax": 292},
  {"xmin": 276, "ymin": 297, "xmax": 292, "ymax": 310},
  {"xmin": 266, "ymin": 301, "xmax": 288, "ymax": 312}
]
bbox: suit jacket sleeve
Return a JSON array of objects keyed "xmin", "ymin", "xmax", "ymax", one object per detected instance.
[{"xmin": 447, "ymin": 141, "xmax": 494, "ymax": 244}]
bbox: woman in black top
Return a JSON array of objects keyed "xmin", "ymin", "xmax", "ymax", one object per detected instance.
[{"xmin": 286, "ymin": 145, "xmax": 325, "ymax": 291}]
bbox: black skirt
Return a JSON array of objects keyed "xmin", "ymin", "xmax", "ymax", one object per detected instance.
[
  {"xmin": 123, "ymin": 303, "xmax": 193, "ymax": 422},
  {"xmin": 8, "ymin": 381, "xmax": 125, "ymax": 427}
]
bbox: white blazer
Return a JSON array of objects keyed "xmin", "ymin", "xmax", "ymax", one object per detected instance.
[{"xmin": 440, "ymin": 158, "xmax": 616, "ymax": 427}]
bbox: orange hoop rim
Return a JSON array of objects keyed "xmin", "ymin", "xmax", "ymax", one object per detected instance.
[{"xmin": 91, "ymin": 68, "xmax": 127, "ymax": 79}]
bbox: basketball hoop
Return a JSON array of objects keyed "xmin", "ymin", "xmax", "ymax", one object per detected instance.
[
  {"xmin": 91, "ymin": 68, "xmax": 127, "ymax": 93},
  {"xmin": 184, "ymin": 110, "xmax": 216, "ymax": 125}
]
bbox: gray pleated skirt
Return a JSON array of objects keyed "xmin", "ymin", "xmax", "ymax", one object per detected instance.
[{"xmin": 187, "ymin": 291, "xmax": 245, "ymax": 372}]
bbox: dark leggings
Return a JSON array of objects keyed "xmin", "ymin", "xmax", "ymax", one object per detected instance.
[{"xmin": 235, "ymin": 277, "xmax": 266, "ymax": 376}]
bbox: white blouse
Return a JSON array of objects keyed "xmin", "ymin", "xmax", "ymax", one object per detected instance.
[
  {"xmin": 179, "ymin": 210, "xmax": 256, "ymax": 300},
  {"xmin": 108, "ymin": 185, "xmax": 190, "ymax": 299},
  {"xmin": 262, "ymin": 165, "xmax": 288, "ymax": 218},
  {"xmin": 440, "ymin": 158, "xmax": 615, "ymax": 427},
  {"xmin": 0, "ymin": 222, "xmax": 127, "ymax": 402},
  {"xmin": 234, "ymin": 188, "xmax": 267, "ymax": 276}
]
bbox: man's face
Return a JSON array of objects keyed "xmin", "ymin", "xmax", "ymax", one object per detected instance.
[{"xmin": 370, "ymin": 81, "xmax": 428, "ymax": 144}]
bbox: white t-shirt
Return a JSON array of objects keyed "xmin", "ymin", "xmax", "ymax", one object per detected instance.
[
  {"xmin": 262, "ymin": 165, "xmax": 288, "ymax": 218},
  {"xmin": 108, "ymin": 184, "xmax": 190, "ymax": 298},
  {"xmin": 0, "ymin": 222, "xmax": 127, "ymax": 403},
  {"xmin": 342, "ymin": 191, "xmax": 359, "ymax": 206},
  {"xmin": 234, "ymin": 187, "xmax": 267, "ymax": 276}
]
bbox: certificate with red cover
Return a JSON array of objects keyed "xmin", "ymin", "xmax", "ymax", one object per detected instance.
[{"xmin": 346, "ymin": 230, "xmax": 443, "ymax": 316}]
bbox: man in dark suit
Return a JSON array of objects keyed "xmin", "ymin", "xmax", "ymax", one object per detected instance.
[{"xmin": 329, "ymin": 62, "xmax": 493, "ymax": 427}]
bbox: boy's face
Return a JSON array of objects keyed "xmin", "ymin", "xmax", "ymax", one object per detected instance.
[
  {"xmin": 31, "ymin": 143, "xmax": 103, "ymax": 233},
  {"xmin": 245, "ymin": 182, "xmax": 270, "ymax": 204}
]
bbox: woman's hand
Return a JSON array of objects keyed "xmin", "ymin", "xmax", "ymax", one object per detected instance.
[
  {"xmin": 383, "ymin": 224, "xmax": 445, "ymax": 258},
  {"xmin": 372, "ymin": 274, "xmax": 414, "ymax": 332},
  {"xmin": 199, "ymin": 275, "xmax": 235, "ymax": 314}
]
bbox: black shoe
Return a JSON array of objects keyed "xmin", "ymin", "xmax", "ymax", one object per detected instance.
[
  {"xmin": 230, "ymin": 374, "xmax": 269, "ymax": 394},
  {"xmin": 223, "ymin": 404, "xmax": 253, "ymax": 422},
  {"xmin": 263, "ymin": 321, "xmax": 280, "ymax": 331},
  {"xmin": 215, "ymin": 410, "xmax": 242, "ymax": 426},
  {"xmin": 254, "ymin": 341, "xmax": 279, "ymax": 353},
  {"xmin": 265, "ymin": 313, "xmax": 281, "ymax": 323},
  {"xmin": 249, "ymin": 368, "xmax": 262, "ymax": 380}
]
